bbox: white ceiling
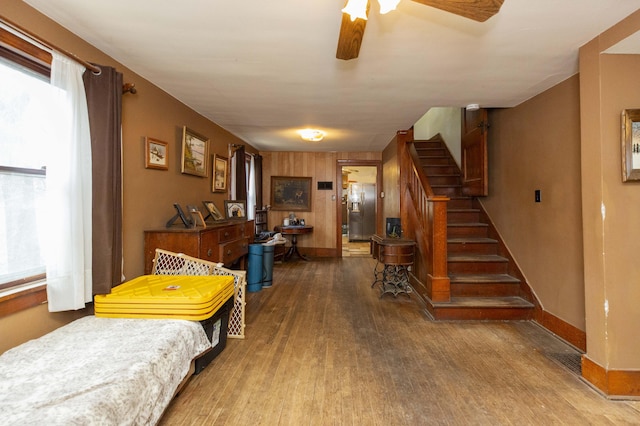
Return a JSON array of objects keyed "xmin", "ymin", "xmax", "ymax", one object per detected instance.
[{"xmin": 23, "ymin": 0, "xmax": 640, "ymax": 152}]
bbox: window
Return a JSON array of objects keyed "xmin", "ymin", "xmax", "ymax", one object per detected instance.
[{"xmin": 0, "ymin": 32, "xmax": 55, "ymax": 291}]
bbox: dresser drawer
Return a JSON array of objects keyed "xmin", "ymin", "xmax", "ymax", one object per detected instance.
[
  {"xmin": 220, "ymin": 238, "xmax": 249, "ymax": 264},
  {"xmin": 199, "ymin": 230, "xmax": 219, "ymax": 260},
  {"xmin": 218, "ymin": 226, "xmax": 241, "ymax": 243}
]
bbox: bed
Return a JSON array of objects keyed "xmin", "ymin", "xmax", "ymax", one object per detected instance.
[{"xmin": 0, "ymin": 315, "xmax": 212, "ymax": 425}]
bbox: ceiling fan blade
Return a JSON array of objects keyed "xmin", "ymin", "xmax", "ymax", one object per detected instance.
[
  {"xmin": 336, "ymin": 1, "xmax": 370, "ymax": 60},
  {"xmin": 412, "ymin": 0, "xmax": 504, "ymax": 22}
]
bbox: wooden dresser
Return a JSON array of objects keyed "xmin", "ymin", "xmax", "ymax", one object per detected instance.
[{"xmin": 144, "ymin": 220, "xmax": 254, "ymax": 274}]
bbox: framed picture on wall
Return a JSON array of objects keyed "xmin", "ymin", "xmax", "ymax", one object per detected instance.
[
  {"xmin": 621, "ymin": 108, "xmax": 640, "ymax": 182},
  {"xmin": 224, "ymin": 200, "xmax": 246, "ymax": 219},
  {"xmin": 270, "ymin": 176, "xmax": 312, "ymax": 211},
  {"xmin": 212, "ymin": 154, "xmax": 228, "ymax": 192},
  {"xmin": 144, "ymin": 137, "xmax": 168, "ymax": 170},
  {"xmin": 181, "ymin": 126, "xmax": 209, "ymax": 177}
]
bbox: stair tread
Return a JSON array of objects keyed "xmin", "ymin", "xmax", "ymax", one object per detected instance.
[
  {"xmin": 432, "ymin": 296, "xmax": 534, "ymax": 309},
  {"xmin": 448, "ymin": 237, "xmax": 497, "ymax": 243},
  {"xmin": 448, "ymin": 254, "xmax": 508, "ymax": 262},
  {"xmin": 448, "ymin": 222, "xmax": 488, "ymax": 227},
  {"xmin": 449, "ymin": 273, "xmax": 520, "ymax": 283}
]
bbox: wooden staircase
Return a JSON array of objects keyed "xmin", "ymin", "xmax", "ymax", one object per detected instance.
[{"xmin": 414, "ymin": 137, "xmax": 536, "ymax": 320}]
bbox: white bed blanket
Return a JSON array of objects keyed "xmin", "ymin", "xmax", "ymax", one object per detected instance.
[{"xmin": 0, "ymin": 315, "xmax": 211, "ymax": 425}]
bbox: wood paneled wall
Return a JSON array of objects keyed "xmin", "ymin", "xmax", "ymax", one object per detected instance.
[{"xmin": 260, "ymin": 152, "xmax": 382, "ymax": 253}]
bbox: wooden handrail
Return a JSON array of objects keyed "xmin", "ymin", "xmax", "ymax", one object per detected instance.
[
  {"xmin": 408, "ymin": 142, "xmax": 434, "ymax": 197},
  {"xmin": 398, "ymin": 131, "xmax": 451, "ymax": 303}
]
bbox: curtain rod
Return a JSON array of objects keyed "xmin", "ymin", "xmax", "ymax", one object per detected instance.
[
  {"xmin": 0, "ymin": 15, "xmax": 101, "ymax": 74},
  {"xmin": 229, "ymin": 144, "xmax": 258, "ymax": 157}
]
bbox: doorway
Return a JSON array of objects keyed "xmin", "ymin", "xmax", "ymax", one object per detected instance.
[{"xmin": 336, "ymin": 160, "xmax": 382, "ymax": 258}]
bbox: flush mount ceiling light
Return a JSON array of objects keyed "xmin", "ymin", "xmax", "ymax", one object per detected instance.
[
  {"xmin": 298, "ymin": 129, "xmax": 326, "ymax": 142},
  {"xmin": 466, "ymin": 103, "xmax": 480, "ymax": 111}
]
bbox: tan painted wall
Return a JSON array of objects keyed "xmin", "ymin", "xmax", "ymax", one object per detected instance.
[
  {"xmin": 1, "ymin": 0, "xmax": 253, "ymax": 349},
  {"xmin": 599, "ymin": 54, "xmax": 640, "ymax": 368},
  {"xmin": 483, "ymin": 76, "xmax": 585, "ymax": 330},
  {"xmin": 260, "ymin": 151, "xmax": 382, "ymax": 250},
  {"xmin": 0, "ymin": 304, "xmax": 87, "ymax": 354},
  {"xmin": 414, "ymin": 107, "xmax": 462, "ymax": 166},
  {"xmin": 580, "ymin": 8, "xmax": 640, "ymax": 369}
]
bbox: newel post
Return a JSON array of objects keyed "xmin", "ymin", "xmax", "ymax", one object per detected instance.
[{"xmin": 428, "ymin": 196, "xmax": 450, "ymax": 302}]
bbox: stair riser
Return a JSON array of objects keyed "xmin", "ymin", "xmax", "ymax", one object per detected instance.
[
  {"xmin": 448, "ymin": 261, "xmax": 508, "ymax": 274},
  {"xmin": 450, "ymin": 283, "xmax": 521, "ymax": 298},
  {"xmin": 448, "ymin": 211, "xmax": 480, "ymax": 223},
  {"xmin": 420, "ymin": 157, "xmax": 452, "ymax": 166},
  {"xmin": 432, "ymin": 186, "xmax": 461, "ymax": 197},
  {"xmin": 448, "ymin": 226, "xmax": 488, "ymax": 238},
  {"xmin": 429, "ymin": 176, "xmax": 461, "ymax": 186},
  {"xmin": 447, "ymin": 242, "xmax": 497, "ymax": 255},
  {"xmin": 428, "ymin": 307, "xmax": 534, "ymax": 321},
  {"xmin": 447, "ymin": 198, "xmax": 473, "ymax": 210},
  {"xmin": 416, "ymin": 148, "xmax": 447, "ymax": 157},
  {"xmin": 424, "ymin": 166, "xmax": 460, "ymax": 176},
  {"xmin": 414, "ymin": 141, "xmax": 442, "ymax": 150}
]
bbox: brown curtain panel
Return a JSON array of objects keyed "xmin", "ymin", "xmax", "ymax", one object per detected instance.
[
  {"xmin": 254, "ymin": 154, "xmax": 263, "ymax": 209},
  {"xmin": 234, "ymin": 145, "xmax": 247, "ymax": 201},
  {"xmin": 83, "ymin": 65, "xmax": 123, "ymax": 295}
]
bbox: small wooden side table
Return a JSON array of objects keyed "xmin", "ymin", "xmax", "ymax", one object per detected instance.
[
  {"xmin": 274, "ymin": 225, "xmax": 314, "ymax": 261},
  {"xmin": 370, "ymin": 234, "xmax": 416, "ymax": 298}
]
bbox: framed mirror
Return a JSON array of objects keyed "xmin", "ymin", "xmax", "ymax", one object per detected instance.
[{"xmin": 621, "ymin": 109, "xmax": 640, "ymax": 182}]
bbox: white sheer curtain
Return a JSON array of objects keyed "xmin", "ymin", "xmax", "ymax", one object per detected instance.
[
  {"xmin": 45, "ymin": 52, "xmax": 93, "ymax": 312},
  {"xmin": 247, "ymin": 155, "xmax": 256, "ymax": 220}
]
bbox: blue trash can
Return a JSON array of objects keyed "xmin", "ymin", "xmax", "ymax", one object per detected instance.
[
  {"xmin": 262, "ymin": 244, "xmax": 274, "ymax": 288},
  {"xmin": 247, "ymin": 244, "xmax": 264, "ymax": 292}
]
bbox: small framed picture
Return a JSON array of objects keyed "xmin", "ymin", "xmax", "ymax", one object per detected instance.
[
  {"xmin": 621, "ymin": 108, "xmax": 640, "ymax": 182},
  {"xmin": 186, "ymin": 204, "xmax": 206, "ymax": 228},
  {"xmin": 212, "ymin": 154, "xmax": 228, "ymax": 192},
  {"xmin": 224, "ymin": 200, "xmax": 246, "ymax": 219},
  {"xmin": 202, "ymin": 201, "xmax": 224, "ymax": 221},
  {"xmin": 145, "ymin": 137, "xmax": 168, "ymax": 170},
  {"xmin": 181, "ymin": 126, "xmax": 209, "ymax": 177}
]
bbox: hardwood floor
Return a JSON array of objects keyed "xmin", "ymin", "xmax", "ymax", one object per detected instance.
[
  {"xmin": 160, "ymin": 258, "xmax": 640, "ymax": 425},
  {"xmin": 341, "ymin": 236, "xmax": 371, "ymax": 257}
]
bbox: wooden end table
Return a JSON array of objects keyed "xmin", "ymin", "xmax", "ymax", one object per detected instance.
[{"xmin": 275, "ymin": 225, "xmax": 314, "ymax": 261}]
